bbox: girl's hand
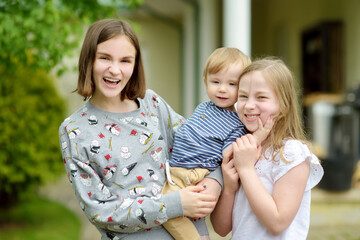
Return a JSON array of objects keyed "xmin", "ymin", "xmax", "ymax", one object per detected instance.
[
  {"xmin": 233, "ymin": 134, "xmax": 262, "ymax": 174},
  {"xmin": 252, "ymin": 116, "xmax": 275, "ymax": 146},
  {"xmin": 221, "ymin": 151, "xmax": 240, "ymax": 194},
  {"xmin": 222, "ymin": 144, "xmax": 234, "ymax": 162},
  {"xmin": 179, "ymin": 185, "xmax": 217, "ymax": 218}
]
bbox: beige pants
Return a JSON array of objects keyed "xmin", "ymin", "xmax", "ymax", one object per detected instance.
[{"xmin": 162, "ymin": 167, "xmax": 210, "ymax": 240}]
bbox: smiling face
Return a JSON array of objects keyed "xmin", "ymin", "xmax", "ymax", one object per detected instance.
[
  {"xmin": 206, "ymin": 62, "xmax": 244, "ymax": 111},
  {"xmin": 236, "ymin": 70, "xmax": 280, "ymax": 132},
  {"xmin": 91, "ymin": 35, "xmax": 136, "ymax": 104}
]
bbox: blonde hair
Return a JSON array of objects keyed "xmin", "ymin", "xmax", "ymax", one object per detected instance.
[
  {"xmin": 203, "ymin": 47, "xmax": 251, "ymax": 85},
  {"xmin": 75, "ymin": 19, "xmax": 146, "ymax": 101},
  {"xmin": 239, "ymin": 57, "xmax": 307, "ymax": 161}
]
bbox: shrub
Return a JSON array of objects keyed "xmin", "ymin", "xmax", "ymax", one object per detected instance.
[{"xmin": 0, "ymin": 66, "xmax": 66, "ymax": 206}]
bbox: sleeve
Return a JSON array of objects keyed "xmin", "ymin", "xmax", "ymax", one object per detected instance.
[
  {"xmin": 222, "ymin": 124, "xmax": 247, "ymax": 151},
  {"xmin": 271, "ymin": 140, "xmax": 324, "ymax": 191},
  {"xmin": 59, "ymin": 119, "xmax": 183, "ymax": 234},
  {"xmin": 205, "ymin": 166, "xmax": 224, "ymax": 188}
]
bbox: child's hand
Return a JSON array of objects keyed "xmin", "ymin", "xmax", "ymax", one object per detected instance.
[
  {"xmin": 221, "ymin": 152, "xmax": 240, "ymax": 194},
  {"xmin": 233, "ymin": 134, "xmax": 262, "ymax": 174},
  {"xmin": 179, "ymin": 185, "xmax": 217, "ymax": 218},
  {"xmin": 222, "ymin": 144, "xmax": 234, "ymax": 162},
  {"xmin": 252, "ymin": 116, "xmax": 275, "ymax": 146}
]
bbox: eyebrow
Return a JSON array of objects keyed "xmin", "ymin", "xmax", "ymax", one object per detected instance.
[
  {"xmin": 255, "ymin": 90, "xmax": 271, "ymax": 95},
  {"xmin": 238, "ymin": 89, "xmax": 270, "ymax": 95},
  {"xmin": 96, "ymin": 51, "xmax": 135, "ymax": 59}
]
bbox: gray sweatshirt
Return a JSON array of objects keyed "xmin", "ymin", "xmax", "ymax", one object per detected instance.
[{"xmin": 59, "ymin": 89, "xmax": 222, "ymax": 239}]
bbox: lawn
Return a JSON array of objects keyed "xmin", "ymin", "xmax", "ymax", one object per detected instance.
[{"xmin": 0, "ymin": 196, "xmax": 81, "ymax": 240}]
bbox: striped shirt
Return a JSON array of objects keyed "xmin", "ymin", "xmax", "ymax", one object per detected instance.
[{"xmin": 170, "ymin": 101, "xmax": 247, "ymax": 171}]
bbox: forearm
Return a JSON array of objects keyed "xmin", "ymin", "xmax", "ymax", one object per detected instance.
[{"xmin": 210, "ymin": 189, "xmax": 235, "ymax": 237}]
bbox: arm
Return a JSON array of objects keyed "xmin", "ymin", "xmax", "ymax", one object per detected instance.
[
  {"xmin": 233, "ymin": 135, "xmax": 310, "ymax": 236},
  {"xmin": 196, "ymin": 166, "xmax": 223, "ymax": 200},
  {"xmin": 210, "ymin": 152, "xmax": 239, "ymax": 237},
  {"xmin": 201, "ymin": 144, "xmax": 233, "ymax": 203},
  {"xmin": 191, "ymin": 172, "xmax": 222, "ymax": 221}
]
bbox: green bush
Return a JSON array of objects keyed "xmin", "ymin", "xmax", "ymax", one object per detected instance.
[
  {"xmin": 0, "ymin": 66, "xmax": 66, "ymax": 206},
  {"xmin": 0, "ymin": 196, "xmax": 81, "ymax": 240},
  {"xmin": 0, "ymin": 0, "xmax": 143, "ymax": 73}
]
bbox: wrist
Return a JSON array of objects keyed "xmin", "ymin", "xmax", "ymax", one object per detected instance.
[
  {"xmin": 164, "ymin": 190, "xmax": 184, "ymax": 218},
  {"xmin": 222, "ymin": 187, "xmax": 237, "ymax": 196},
  {"xmin": 237, "ymin": 167, "xmax": 255, "ymax": 178}
]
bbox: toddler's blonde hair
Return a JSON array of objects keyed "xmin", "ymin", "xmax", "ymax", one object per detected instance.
[{"xmin": 203, "ymin": 47, "xmax": 251, "ymax": 85}]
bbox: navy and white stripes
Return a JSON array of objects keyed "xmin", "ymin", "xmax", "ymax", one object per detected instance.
[{"xmin": 170, "ymin": 101, "xmax": 247, "ymax": 171}]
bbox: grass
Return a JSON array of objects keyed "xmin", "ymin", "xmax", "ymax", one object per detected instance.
[{"xmin": 0, "ymin": 196, "xmax": 81, "ymax": 240}]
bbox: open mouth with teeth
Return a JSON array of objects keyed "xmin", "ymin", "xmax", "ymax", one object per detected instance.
[
  {"xmin": 245, "ymin": 114, "xmax": 259, "ymax": 120},
  {"xmin": 104, "ymin": 78, "xmax": 120, "ymax": 85}
]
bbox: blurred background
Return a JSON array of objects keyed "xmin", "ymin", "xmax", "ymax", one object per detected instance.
[{"xmin": 1, "ymin": 0, "xmax": 359, "ymax": 239}]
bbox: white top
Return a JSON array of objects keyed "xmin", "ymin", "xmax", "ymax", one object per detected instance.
[{"xmin": 231, "ymin": 140, "xmax": 324, "ymax": 240}]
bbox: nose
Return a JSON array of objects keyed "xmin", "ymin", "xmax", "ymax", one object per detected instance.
[
  {"xmin": 108, "ymin": 62, "xmax": 121, "ymax": 76},
  {"xmin": 219, "ymin": 84, "xmax": 227, "ymax": 92},
  {"xmin": 244, "ymin": 97, "xmax": 255, "ymax": 109}
]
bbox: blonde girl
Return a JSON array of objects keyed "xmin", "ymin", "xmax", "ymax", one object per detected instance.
[{"xmin": 211, "ymin": 58, "xmax": 323, "ymax": 239}]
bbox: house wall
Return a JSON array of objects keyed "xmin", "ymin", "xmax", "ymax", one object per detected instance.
[
  {"xmin": 343, "ymin": 0, "xmax": 360, "ymax": 87},
  {"xmin": 133, "ymin": 17, "xmax": 182, "ymax": 113},
  {"xmin": 252, "ymin": 0, "xmax": 360, "ymax": 92}
]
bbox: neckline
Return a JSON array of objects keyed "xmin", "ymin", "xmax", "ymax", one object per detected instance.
[
  {"xmin": 86, "ymin": 98, "xmax": 141, "ymax": 116},
  {"xmin": 208, "ymin": 101, "xmax": 237, "ymax": 114}
]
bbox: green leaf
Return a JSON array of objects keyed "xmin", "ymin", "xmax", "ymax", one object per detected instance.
[{"xmin": 0, "ymin": 0, "xmax": 143, "ymax": 73}]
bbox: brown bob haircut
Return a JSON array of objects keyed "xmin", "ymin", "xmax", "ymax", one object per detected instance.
[{"xmin": 75, "ymin": 19, "xmax": 146, "ymax": 101}]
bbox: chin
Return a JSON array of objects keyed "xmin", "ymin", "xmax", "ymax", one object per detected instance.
[{"xmin": 245, "ymin": 125, "xmax": 258, "ymax": 133}]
